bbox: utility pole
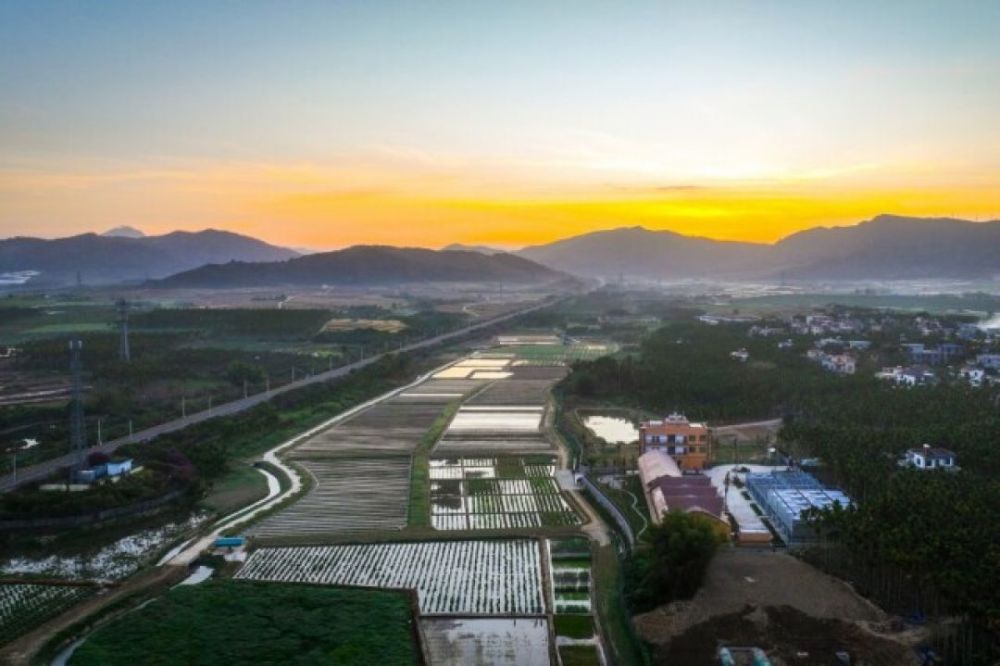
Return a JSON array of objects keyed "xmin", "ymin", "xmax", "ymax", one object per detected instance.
[
  {"xmin": 116, "ymin": 299, "xmax": 131, "ymax": 363},
  {"xmin": 128, "ymin": 419, "xmax": 133, "ymax": 442},
  {"xmin": 243, "ymin": 379, "xmax": 248, "ymax": 399},
  {"xmin": 181, "ymin": 396, "xmax": 186, "ymax": 419},
  {"xmin": 68, "ymin": 340, "xmax": 86, "ymax": 470},
  {"xmin": 97, "ymin": 418, "xmax": 102, "ymax": 445}
]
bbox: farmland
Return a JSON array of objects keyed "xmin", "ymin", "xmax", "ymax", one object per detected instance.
[
  {"xmin": 251, "ymin": 389, "xmax": 464, "ymax": 538},
  {"xmin": 434, "ymin": 367, "xmax": 556, "ymax": 457},
  {"xmin": 251, "ymin": 457, "xmax": 411, "ymax": 537},
  {"xmin": 496, "ymin": 342, "xmax": 616, "ymax": 366},
  {"xmin": 68, "ymin": 581, "xmax": 418, "ymax": 665},
  {"xmin": 235, "ymin": 539, "xmax": 545, "ymax": 615},
  {"xmin": 0, "ymin": 584, "xmax": 94, "ymax": 646},
  {"xmin": 421, "ymin": 617, "xmax": 550, "ymax": 665},
  {"xmin": 429, "ymin": 457, "xmax": 580, "ymax": 531}
]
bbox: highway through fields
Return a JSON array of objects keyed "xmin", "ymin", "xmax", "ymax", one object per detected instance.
[{"xmin": 0, "ymin": 297, "xmax": 560, "ymax": 492}]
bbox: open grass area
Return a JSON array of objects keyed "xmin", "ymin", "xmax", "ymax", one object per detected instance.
[
  {"xmin": 200, "ymin": 463, "xmax": 270, "ymax": 515},
  {"xmin": 592, "ymin": 543, "xmax": 650, "ymax": 666},
  {"xmin": 595, "ymin": 476, "xmax": 649, "ymax": 539},
  {"xmin": 69, "ymin": 581, "xmax": 419, "ymax": 665}
]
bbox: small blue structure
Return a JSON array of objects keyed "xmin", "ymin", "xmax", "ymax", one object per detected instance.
[
  {"xmin": 213, "ymin": 536, "xmax": 246, "ymax": 549},
  {"xmin": 73, "ymin": 458, "xmax": 134, "ymax": 484},
  {"xmin": 105, "ymin": 458, "xmax": 133, "ymax": 476}
]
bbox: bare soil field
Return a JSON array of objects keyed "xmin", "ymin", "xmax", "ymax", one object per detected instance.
[
  {"xmin": 251, "ymin": 456, "xmax": 411, "ymax": 537},
  {"xmin": 467, "ymin": 380, "xmax": 556, "ymax": 406},
  {"xmin": 635, "ymin": 548, "xmax": 917, "ymax": 665},
  {"xmin": 289, "ymin": 398, "xmax": 448, "ymax": 458}
]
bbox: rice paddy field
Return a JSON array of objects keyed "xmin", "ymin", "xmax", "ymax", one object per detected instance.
[
  {"xmin": 251, "ymin": 456, "xmax": 411, "ymax": 537},
  {"xmin": 421, "ymin": 617, "xmax": 551, "ymax": 666},
  {"xmin": 548, "ymin": 539, "xmax": 594, "ymax": 614},
  {"xmin": 0, "ymin": 584, "xmax": 94, "ymax": 646},
  {"xmin": 252, "ymin": 384, "xmax": 464, "ymax": 538},
  {"xmin": 289, "ymin": 397, "xmax": 451, "ymax": 458},
  {"xmin": 235, "ymin": 539, "xmax": 545, "ymax": 615},
  {"xmin": 498, "ymin": 343, "xmax": 616, "ymax": 366},
  {"xmin": 430, "ymin": 457, "xmax": 580, "ymax": 531},
  {"xmin": 546, "ymin": 538, "xmax": 605, "ymax": 665}
]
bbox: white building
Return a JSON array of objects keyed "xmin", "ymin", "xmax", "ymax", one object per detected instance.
[
  {"xmin": 821, "ymin": 353, "xmax": 856, "ymax": 375},
  {"xmin": 959, "ymin": 366, "xmax": 986, "ymax": 387},
  {"xmin": 902, "ymin": 445, "xmax": 958, "ymax": 471}
]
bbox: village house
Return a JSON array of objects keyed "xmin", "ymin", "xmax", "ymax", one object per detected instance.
[
  {"xmin": 958, "ymin": 365, "xmax": 986, "ymax": 387},
  {"xmin": 976, "ymin": 353, "xmax": 1000, "ymax": 370},
  {"xmin": 901, "ymin": 444, "xmax": 958, "ymax": 471},
  {"xmin": 638, "ymin": 413, "xmax": 711, "ymax": 471}
]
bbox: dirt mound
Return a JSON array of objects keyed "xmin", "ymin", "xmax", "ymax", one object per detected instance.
[{"xmin": 655, "ymin": 605, "xmax": 917, "ymax": 665}]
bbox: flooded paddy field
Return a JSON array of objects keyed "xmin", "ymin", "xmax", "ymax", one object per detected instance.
[
  {"xmin": 446, "ymin": 407, "xmax": 544, "ymax": 433},
  {"xmin": 421, "ymin": 617, "xmax": 550, "ymax": 666},
  {"xmin": 236, "ymin": 539, "xmax": 545, "ymax": 615},
  {"xmin": 430, "ymin": 457, "xmax": 579, "ymax": 531},
  {"xmin": 250, "ymin": 456, "xmax": 411, "ymax": 537}
]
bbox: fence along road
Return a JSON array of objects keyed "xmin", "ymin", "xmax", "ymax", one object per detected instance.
[{"xmin": 0, "ymin": 297, "xmax": 561, "ymax": 493}]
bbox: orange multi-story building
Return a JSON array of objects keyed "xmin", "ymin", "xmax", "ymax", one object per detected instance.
[{"xmin": 638, "ymin": 412, "xmax": 711, "ymax": 471}]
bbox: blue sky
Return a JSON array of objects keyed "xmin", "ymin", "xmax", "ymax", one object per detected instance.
[{"xmin": 2, "ymin": 1, "xmax": 999, "ymax": 246}]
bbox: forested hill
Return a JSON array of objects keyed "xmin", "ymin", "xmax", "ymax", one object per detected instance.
[
  {"xmin": 0, "ymin": 229, "xmax": 298, "ymax": 285},
  {"xmin": 152, "ymin": 245, "xmax": 574, "ymax": 288},
  {"xmin": 518, "ymin": 215, "xmax": 1000, "ymax": 280}
]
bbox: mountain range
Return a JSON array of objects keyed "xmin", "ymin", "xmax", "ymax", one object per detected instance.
[
  {"xmin": 517, "ymin": 215, "xmax": 1000, "ymax": 281},
  {"xmin": 0, "ymin": 230, "xmax": 298, "ymax": 285},
  {"xmin": 2, "ymin": 215, "xmax": 997, "ymax": 288},
  {"xmin": 153, "ymin": 245, "xmax": 571, "ymax": 288}
]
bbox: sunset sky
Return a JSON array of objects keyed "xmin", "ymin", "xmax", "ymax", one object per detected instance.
[{"xmin": 2, "ymin": 1, "xmax": 999, "ymax": 249}]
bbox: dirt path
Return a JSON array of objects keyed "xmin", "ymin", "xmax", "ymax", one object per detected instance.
[{"xmin": 544, "ymin": 397, "xmax": 611, "ymax": 546}]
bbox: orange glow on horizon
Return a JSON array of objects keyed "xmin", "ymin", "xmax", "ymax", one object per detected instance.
[{"xmin": 3, "ymin": 161, "xmax": 999, "ymax": 249}]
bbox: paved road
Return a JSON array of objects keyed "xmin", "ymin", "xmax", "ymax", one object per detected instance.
[{"xmin": 0, "ymin": 297, "xmax": 560, "ymax": 493}]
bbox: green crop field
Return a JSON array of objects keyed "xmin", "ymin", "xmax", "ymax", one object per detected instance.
[{"xmin": 69, "ymin": 581, "xmax": 419, "ymax": 666}]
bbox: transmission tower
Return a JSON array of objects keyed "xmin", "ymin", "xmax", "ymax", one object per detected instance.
[
  {"xmin": 116, "ymin": 299, "xmax": 131, "ymax": 362},
  {"xmin": 69, "ymin": 340, "xmax": 87, "ymax": 469}
]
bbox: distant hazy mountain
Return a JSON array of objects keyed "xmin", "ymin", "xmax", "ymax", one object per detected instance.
[
  {"xmin": 102, "ymin": 225, "xmax": 145, "ymax": 238},
  {"xmin": 0, "ymin": 230, "xmax": 299, "ymax": 285},
  {"xmin": 518, "ymin": 226, "xmax": 770, "ymax": 280},
  {"xmin": 153, "ymin": 246, "xmax": 571, "ymax": 288},
  {"xmin": 770, "ymin": 215, "xmax": 1000, "ymax": 280},
  {"xmin": 442, "ymin": 243, "xmax": 504, "ymax": 255},
  {"xmin": 518, "ymin": 215, "xmax": 1000, "ymax": 281}
]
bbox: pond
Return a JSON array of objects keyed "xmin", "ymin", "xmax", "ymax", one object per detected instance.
[{"xmin": 583, "ymin": 415, "xmax": 638, "ymax": 445}]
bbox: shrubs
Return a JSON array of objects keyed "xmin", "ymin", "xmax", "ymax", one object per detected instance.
[{"xmin": 627, "ymin": 511, "xmax": 727, "ymax": 612}]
